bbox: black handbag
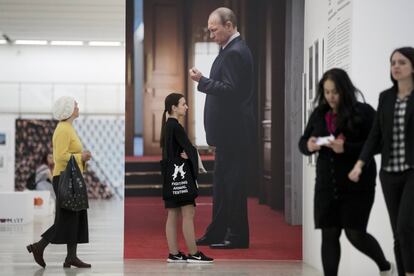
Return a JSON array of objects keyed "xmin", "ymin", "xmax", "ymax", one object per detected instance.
[
  {"xmin": 58, "ymin": 155, "xmax": 89, "ymax": 211},
  {"xmin": 160, "ymin": 157, "xmax": 198, "ymax": 202}
]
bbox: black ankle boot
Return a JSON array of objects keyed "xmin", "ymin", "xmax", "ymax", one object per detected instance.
[
  {"xmin": 63, "ymin": 257, "xmax": 91, "ymax": 268},
  {"xmin": 26, "ymin": 243, "xmax": 46, "ymax": 268}
]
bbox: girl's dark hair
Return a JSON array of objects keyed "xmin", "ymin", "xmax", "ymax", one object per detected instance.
[
  {"xmin": 314, "ymin": 68, "xmax": 362, "ymax": 131},
  {"xmin": 40, "ymin": 152, "xmax": 50, "ymax": 165},
  {"xmin": 159, "ymin": 93, "xmax": 184, "ymax": 148},
  {"xmin": 390, "ymin": 47, "xmax": 414, "ymax": 87}
]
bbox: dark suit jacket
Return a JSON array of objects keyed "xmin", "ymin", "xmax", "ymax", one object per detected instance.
[
  {"xmin": 359, "ymin": 87, "xmax": 414, "ymax": 168},
  {"xmin": 197, "ymin": 36, "xmax": 254, "ymax": 147}
]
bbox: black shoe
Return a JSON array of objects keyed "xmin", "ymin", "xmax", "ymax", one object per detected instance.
[
  {"xmin": 26, "ymin": 244, "xmax": 46, "ymax": 268},
  {"xmin": 63, "ymin": 257, "xmax": 91, "ymax": 268},
  {"xmin": 209, "ymin": 240, "xmax": 249, "ymax": 249},
  {"xmin": 167, "ymin": 251, "xmax": 187, "ymax": 263},
  {"xmin": 187, "ymin": 251, "xmax": 214, "ymax": 263},
  {"xmin": 196, "ymin": 236, "xmax": 216, "ymax": 246}
]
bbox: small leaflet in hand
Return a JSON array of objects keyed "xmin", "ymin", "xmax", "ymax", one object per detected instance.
[{"xmin": 316, "ymin": 135, "xmax": 334, "ymax": 146}]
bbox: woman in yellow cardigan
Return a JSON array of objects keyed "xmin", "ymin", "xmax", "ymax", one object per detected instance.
[{"xmin": 26, "ymin": 96, "xmax": 92, "ymax": 268}]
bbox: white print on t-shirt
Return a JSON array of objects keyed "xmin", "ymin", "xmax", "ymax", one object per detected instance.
[{"xmin": 172, "ymin": 163, "xmax": 186, "ymax": 180}]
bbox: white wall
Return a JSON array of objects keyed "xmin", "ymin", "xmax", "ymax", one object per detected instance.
[
  {"xmin": 0, "ymin": 115, "xmax": 15, "ymax": 192},
  {"xmin": 0, "ymin": 45, "xmax": 124, "ymax": 83},
  {"xmin": 0, "ymin": 44, "xmax": 125, "ymax": 192},
  {"xmin": 0, "ymin": 45, "xmax": 125, "ymax": 115},
  {"xmin": 303, "ymin": 0, "xmax": 328, "ymax": 272},
  {"xmin": 303, "ymin": 0, "xmax": 414, "ymax": 275},
  {"xmin": 351, "ymin": 0, "xmax": 414, "ymax": 106}
]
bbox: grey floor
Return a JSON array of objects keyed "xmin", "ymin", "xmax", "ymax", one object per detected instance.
[{"xmin": 0, "ymin": 199, "xmax": 322, "ymax": 276}]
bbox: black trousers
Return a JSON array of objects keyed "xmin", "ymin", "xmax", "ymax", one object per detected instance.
[
  {"xmin": 202, "ymin": 146, "xmax": 249, "ymax": 245},
  {"xmin": 380, "ymin": 169, "xmax": 414, "ymax": 275}
]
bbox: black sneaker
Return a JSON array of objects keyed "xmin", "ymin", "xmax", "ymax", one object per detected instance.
[
  {"xmin": 187, "ymin": 251, "xmax": 214, "ymax": 263},
  {"xmin": 167, "ymin": 251, "xmax": 187, "ymax": 263}
]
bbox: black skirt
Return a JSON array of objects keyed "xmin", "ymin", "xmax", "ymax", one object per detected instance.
[
  {"xmin": 314, "ymin": 190, "xmax": 375, "ymax": 230},
  {"xmin": 164, "ymin": 199, "xmax": 196, "ymax": 209},
  {"xmin": 41, "ymin": 175, "xmax": 89, "ymax": 244}
]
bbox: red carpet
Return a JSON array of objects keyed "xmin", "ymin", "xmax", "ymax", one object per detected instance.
[{"xmin": 124, "ymin": 197, "xmax": 302, "ymax": 260}]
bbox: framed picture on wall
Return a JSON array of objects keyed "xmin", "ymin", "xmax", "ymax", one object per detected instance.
[
  {"xmin": 0, "ymin": 154, "xmax": 5, "ymax": 172},
  {"xmin": 322, "ymin": 38, "xmax": 325, "ymax": 73},
  {"xmin": 308, "ymin": 45, "xmax": 313, "ymax": 100},
  {"xmin": 302, "ymin": 72, "xmax": 307, "ymax": 125},
  {"xmin": 314, "ymin": 39, "xmax": 319, "ymax": 92},
  {"xmin": 306, "ymin": 102, "xmax": 311, "ymax": 165},
  {"xmin": 307, "ymin": 104, "xmax": 317, "ymax": 166},
  {"xmin": 0, "ymin": 133, "xmax": 5, "ymax": 146}
]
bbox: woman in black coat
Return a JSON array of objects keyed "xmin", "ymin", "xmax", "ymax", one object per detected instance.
[
  {"xmin": 159, "ymin": 93, "xmax": 213, "ymax": 263},
  {"xmin": 299, "ymin": 68, "xmax": 393, "ymax": 276},
  {"xmin": 349, "ymin": 47, "xmax": 414, "ymax": 276}
]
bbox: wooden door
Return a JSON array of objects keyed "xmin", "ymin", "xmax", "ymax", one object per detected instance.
[
  {"xmin": 257, "ymin": 0, "xmax": 286, "ymax": 211},
  {"xmin": 143, "ymin": 0, "xmax": 185, "ymax": 155}
]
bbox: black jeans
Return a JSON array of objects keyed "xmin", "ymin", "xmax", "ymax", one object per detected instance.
[{"xmin": 380, "ymin": 169, "xmax": 414, "ymax": 275}]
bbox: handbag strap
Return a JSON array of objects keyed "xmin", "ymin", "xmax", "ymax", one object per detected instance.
[
  {"xmin": 69, "ymin": 155, "xmax": 75, "ymax": 165},
  {"xmin": 163, "ymin": 126, "xmax": 179, "ymax": 160},
  {"xmin": 69, "ymin": 155, "xmax": 81, "ymax": 193}
]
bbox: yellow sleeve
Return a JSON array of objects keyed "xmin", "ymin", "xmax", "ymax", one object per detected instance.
[
  {"xmin": 74, "ymin": 154, "xmax": 84, "ymax": 172},
  {"xmin": 54, "ymin": 128, "xmax": 72, "ymax": 164}
]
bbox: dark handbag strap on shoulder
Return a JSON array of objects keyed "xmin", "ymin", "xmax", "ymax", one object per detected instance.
[
  {"xmin": 69, "ymin": 155, "xmax": 81, "ymax": 194},
  {"xmin": 162, "ymin": 126, "xmax": 181, "ymax": 160}
]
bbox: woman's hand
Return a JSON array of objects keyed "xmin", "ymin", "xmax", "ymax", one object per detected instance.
[
  {"xmin": 348, "ymin": 161, "xmax": 364, "ymax": 182},
  {"xmin": 307, "ymin": 137, "xmax": 321, "ymax": 152},
  {"xmin": 180, "ymin": 151, "xmax": 189, "ymax": 159},
  {"xmin": 81, "ymin": 150, "xmax": 92, "ymax": 162},
  {"xmin": 326, "ymin": 139, "xmax": 344, "ymax": 153}
]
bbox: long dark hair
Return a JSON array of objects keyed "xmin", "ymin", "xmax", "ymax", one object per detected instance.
[
  {"xmin": 39, "ymin": 152, "xmax": 53, "ymax": 171},
  {"xmin": 40, "ymin": 152, "xmax": 50, "ymax": 165},
  {"xmin": 390, "ymin": 47, "xmax": 414, "ymax": 87},
  {"xmin": 159, "ymin": 93, "xmax": 184, "ymax": 148},
  {"xmin": 314, "ymin": 68, "xmax": 362, "ymax": 131}
]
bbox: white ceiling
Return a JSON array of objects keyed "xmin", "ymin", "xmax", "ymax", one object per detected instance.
[{"xmin": 0, "ymin": 0, "xmax": 125, "ymax": 42}]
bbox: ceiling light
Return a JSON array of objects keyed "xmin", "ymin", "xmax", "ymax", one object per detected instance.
[
  {"xmin": 50, "ymin": 40, "xmax": 83, "ymax": 46},
  {"xmin": 88, "ymin": 41, "xmax": 122, "ymax": 47},
  {"xmin": 15, "ymin": 40, "xmax": 48, "ymax": 45},
  {"xmin": 0, "ymin": 39, "xmax": 7, "ymax": 44}
]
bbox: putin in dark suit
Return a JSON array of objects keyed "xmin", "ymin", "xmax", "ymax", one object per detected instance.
[{"xmin": 189, "ymin": 7, "xmax": 255, "ymax": 249}]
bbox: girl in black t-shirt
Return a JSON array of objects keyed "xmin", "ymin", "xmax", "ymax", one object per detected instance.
[{"xmin": 159, "ymin": 93, "xmax": 213, "ymax": 263}]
